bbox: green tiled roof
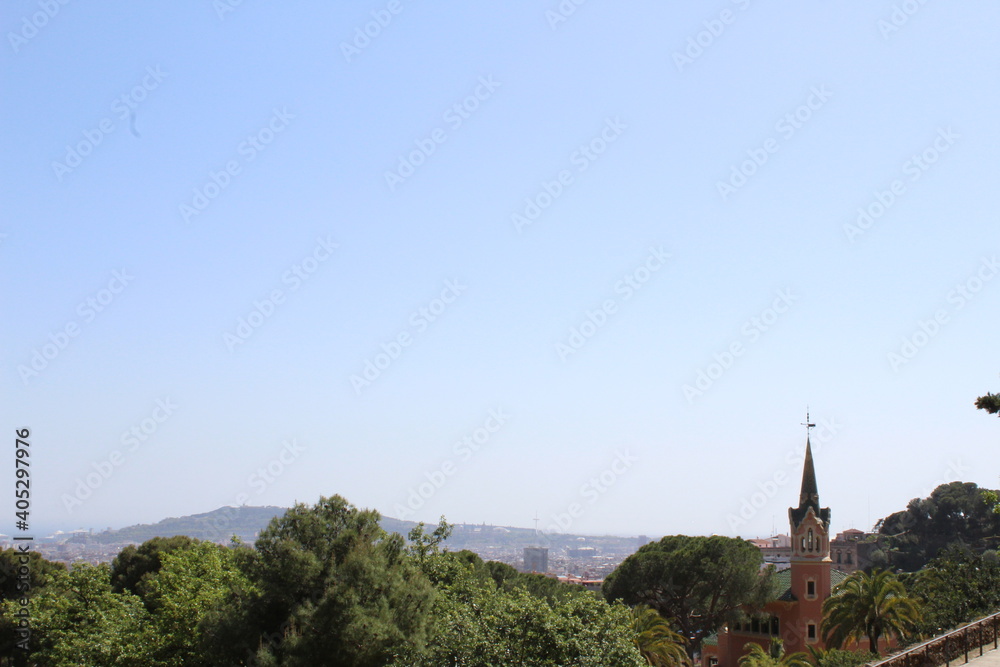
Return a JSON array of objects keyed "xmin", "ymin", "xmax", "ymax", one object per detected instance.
[
  {"xmin": 703, "ymin": 632, "xmax": 718, "ymax": 647},
  {"xmin": 771, "ymin": 568, "xmax": 851, "ymax": 602}
]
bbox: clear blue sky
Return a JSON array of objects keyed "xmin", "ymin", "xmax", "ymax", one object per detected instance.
[{"xmin": 3, "ymin": 1, "xmax": 998, "ymax": 539}]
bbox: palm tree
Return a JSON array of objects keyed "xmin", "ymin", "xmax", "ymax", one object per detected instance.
[
  {"xmin": 631, "ymin": 605, "xmax": 689, "ymax": 667},
  {"xmin": 821, "ymin": 569, "xmax": 921, "ymax": 655},
  {"xmin": 738, "ymin": 639, "xmax": 812, "ymax": 667}
]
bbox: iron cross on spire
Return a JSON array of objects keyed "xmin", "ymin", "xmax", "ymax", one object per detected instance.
[{"xmin": 801, "ymin": 408, "xmax": 816, "ymax": 437}]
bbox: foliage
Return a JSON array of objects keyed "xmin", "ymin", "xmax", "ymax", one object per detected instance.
[
  {"xmin": 0, "ymin": 549, "xmax": 66, "ymax": 657},
  {"xmin": 874, "ymin": 482, "xmax": 1000, "ymax": 571},
  {"xmin": 143, "ymin": 541, "xmax": 257, "ymax": 666},
  {"xmin": 807, "ymin": 647, "xmax": 879, "ymax": 667},
  {"xmin": 110, "ymin": 535, "xmax": 201, "ymax": 600},
  {"xmin": 4, "ymin": 563, "xmax": 152, "ymax": 666},
  {"xmin": 397, "ymin": 550, "xmax": 645, "ymax": 666},
  {"xmin": 0, "ymin": 496, "xmax": 683, "ymax": 666},
  {"xmin": 906, "ymin": 545, "xmax": 1000, "ymax": 634},
  {"xmin": 0, "ymin": 548, "xmax": 66, "ymax": 602},
  {"xmin": 821, "ymin": 569, "xmax": 920, "ymax": 655},
  {"xmin": 739, "ymin": 640, "xmax": 811, "ymax": 667},
  {"xmin": 975, "ymin": 392, "xmax": 1000, "ymax": 416},
  {"xmin": 407, "ymin": 517, "xmax": 453, "ymax": 562},
  {"xmin": 631, "ymin": 604, "xmax": 688, "ymax": 667},
  {"xmin": 603, "ymin": 535, "xmax": 775, "ymax": 657},
  {"xmin": 208, "ymin": 494, "xmax": 437, "ymax": 666}
]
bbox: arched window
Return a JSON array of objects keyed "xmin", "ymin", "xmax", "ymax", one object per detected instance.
[{"xmin": 807, "ymin": 529, "xmax": 814, "ymax": 551}]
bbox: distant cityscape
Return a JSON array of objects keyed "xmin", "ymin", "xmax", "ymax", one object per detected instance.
[{"xmin": 6, "ymin": 505, "xmax": 875, "ymax": 592}]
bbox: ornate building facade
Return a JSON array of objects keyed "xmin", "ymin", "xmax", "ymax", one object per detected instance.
[{"xmin": 704, "ymin": 437, "xmax": 848, "ymax": 666}]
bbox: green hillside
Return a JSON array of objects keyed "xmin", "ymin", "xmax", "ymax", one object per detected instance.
[{"xmin": 65, "ymin": 505, "xmax": 638, "ymax": 553}]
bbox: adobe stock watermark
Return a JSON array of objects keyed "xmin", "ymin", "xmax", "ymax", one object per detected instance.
[
  {"xmin": 213, "ymin": 0, "xmax": 250, "ymax": 21},
  {"xmin": 350, "ymin": 279, "xmax": 466, "ymax": 394},
  {"xmin": 843, "ymin": 127, "xmax": 958, "ymax": 243},
  {"xmin": 672, "ymin": 0, "xmax": 753, "ymax": 72},
  {"xmin": 224, "ymin": 235, "xmax": 338, "ymax": 351},
  {"xmin": 683, "ymin": 288, "xmax": 796, "ymax": 403},
  {"xmin": 179, "ymin": 107, "xmax": 294, "ymax": 223},
  {"xmin": 511, "ymin": 117, "xmax": 627, "ymax": 233},
  {"xmin": 878, "ymin": 0, "xmax": 932, "ymax": 40},
  {"xmin": 726, "ymin": 416, "xmax": 841, "ymax": 533},
  {"xmin": 51, "ymin": 66, "xmax": 167, "ymax": 181},
  {"xmin": 556, "ymin": 246, "xmax": 670, "ymax": 362},
  {"xmin": 384, "ymin": 75, "xmax": 501, "ymax": 192},
  {"xmin": 541, "ymin": 450, "xmax": 638, "ymax": 538},
  {"xmin": 393, "ymin": 408, "xmax": 510, "ymax": 520},
  {"xmin": 18, "ymin": 269, "xmax": 134, "ymax": 385},
  {"xmin": 340, "ymin": 0, "xmax": 405, "ymax": 62},
  {"xmin": 8, "ymin": 0, "xmax": 72, "ymax": 54},
  {"xmin": 545, "ymin": 0, "xmax": 589, "ymax": 30},
  {"xmin": 887, "ymin": 256, "xmax": 998, "ymax": 371},
  {"xmin": 917, "ymin": 459, "xmax": 970, "ymax": 500},
  {"xmin": 201, "ymin": 438, "xmax": 306, "ymax": 543},
  {"xmin": 717, "ymin": 85, "xmax": 833, "ymax": 202},
  {"xmin": 61, "ymin": 397, "xmax": 178, "ymax": 513}
]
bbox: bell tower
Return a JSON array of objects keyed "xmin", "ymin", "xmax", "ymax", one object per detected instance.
[{"xmin": 785, "ymin": 413, "xmax": 832, "ymax": 652}]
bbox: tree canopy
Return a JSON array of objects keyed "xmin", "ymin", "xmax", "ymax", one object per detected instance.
[
  {"xmin": 874, "ymin": 481, "xmax": 1000, "ymax": 571},
  {"xmin": 214, "ymin": 494, "xmax": 438, "ymax": 666},
  {"xmin": 906, "ymin": 545, "xmax": 1000, "ymax": 635},
  {"xmin": 602, "ymin": 535, "xmax": 774, "ymax": 657},
  {"xmin": 0, "ymin": 496, "xmax": 664, "ymax": 667}
]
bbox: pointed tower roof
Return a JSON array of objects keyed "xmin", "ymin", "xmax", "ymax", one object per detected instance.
[
  {"xmin": 789, "ymin": 436, "xmax": 831, "ymax": 530},
  {"xmin": 799, "ymin": 437, "xmax": 820, "ymax": 508}
]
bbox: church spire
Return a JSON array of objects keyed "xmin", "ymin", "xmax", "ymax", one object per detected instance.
[
  {"xmin": 798, "ymin": 437, "xmax": 820, "ymax": 510},
  {"xmin": 789, "ymin": 411, "xmax": 830, "ymax": 530}
]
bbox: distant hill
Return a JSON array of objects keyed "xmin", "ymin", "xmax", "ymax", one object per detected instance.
[
  {"xmin": 66, "ymin": 506, "xmax": 289, "ymax": 545},
  {"xmin": 66, "ymin": 505, "xmax": 641, "ymax": 555}
]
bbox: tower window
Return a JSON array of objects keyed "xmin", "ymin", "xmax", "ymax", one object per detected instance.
[
  {"xmin": 807, "ymin": 580, "xmax": 816, "ymax": 597},
  {"xmin": 807, "ymin": 529, "xmax": 814, "ymax": 551},
  {"xmin": 808, "ymin": 624, "xmax": 817, "ymax": 640}
]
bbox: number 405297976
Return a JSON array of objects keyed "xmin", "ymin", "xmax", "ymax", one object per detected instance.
[{"xmin": 15, "ymin": 429, "xmax": 30, "ymax": 531}]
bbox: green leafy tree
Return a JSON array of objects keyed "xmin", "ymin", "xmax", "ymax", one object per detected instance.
[
  {"xmin": 739, "ymin": 640, "xmax": 811, "ymax": 667},
  {"xmin": 603, "ymin": 535, "xmax": 775, "ymax": 659},
  {"xmin": 5, "ymin": 563, "xmax": 152, "ymax": 666},
  {"xmin": 407, "ymin": 517, "xmax": 453, "ymax": 563},
  {"xmin": 631, "ymin": 604, "xmax": 688, "ymax": 667},
  {"xmin": 110, "ymin": 535, "xmax": 200, "ymax": 600},
  {"xmin": 143, "ymin": 541, "xmax": 257, "ymax": 666},
  {"xmin": 821, "ymin": 569, "xmax": 920, "ymax": 655},
  {"xmin": 874, "ymin": 482, "xmax": 1000, "ymax": 571},
  {"xmin": 0, "ymin": 549, "xmax": 65, "ymax": 658},
  {"xmin": 398, "ymin": 550, "xmax": 645, "ymax": 666},
  {"xmin": 209, "ymin": 494, "xmax": 437, "ymax": 667},
  {"xmin": 907, "ymin": 545, "xmax": 1000, "ymax": 634}
]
